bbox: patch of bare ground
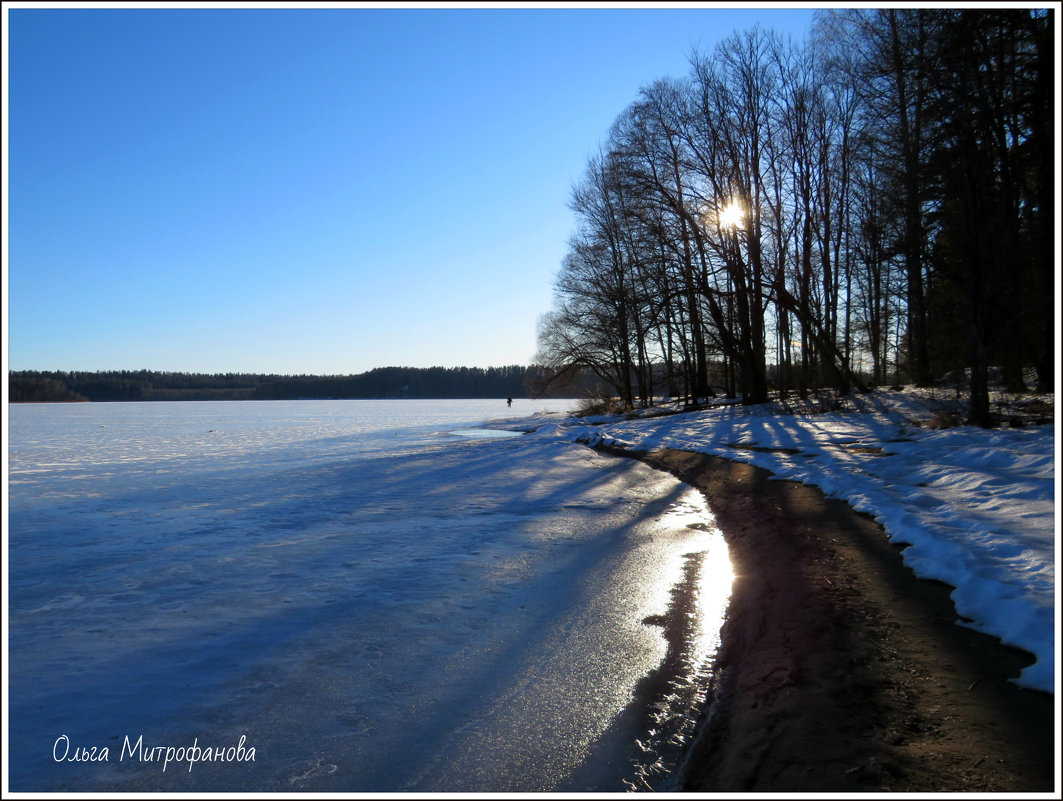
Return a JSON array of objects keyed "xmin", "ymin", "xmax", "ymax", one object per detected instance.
[{"xmin": 630, "ymin": 448, "xmax": 1056, "ymax": 793}]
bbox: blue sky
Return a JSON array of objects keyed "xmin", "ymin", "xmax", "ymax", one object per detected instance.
[{"xmin": 5, "ymin": 5, "xmax": 816, "ymax": 375}]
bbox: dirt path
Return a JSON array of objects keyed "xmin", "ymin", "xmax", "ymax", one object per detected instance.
[{"xmin": 628, "ymin": 448, "xmax": 1056, "ymax": 793}]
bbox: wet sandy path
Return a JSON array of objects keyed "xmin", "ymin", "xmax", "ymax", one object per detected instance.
[{"xmin": 629, "ymin": 447, "xmax": 1056, "ymax": 793}]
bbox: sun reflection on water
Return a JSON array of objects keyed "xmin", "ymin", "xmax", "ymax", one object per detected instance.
[
  {"xmin": 658, "ymin": 491, "xmax": 734, "ymax": 664},
  {"xmin": 693, "ymin": 524, "xmax": 735, "ymax": 663},
  {"xmin": 626, "ymin": 489, "xmax": 734, "ymax": 791}
]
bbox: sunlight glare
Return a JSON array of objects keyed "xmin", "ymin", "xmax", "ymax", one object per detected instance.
[
  {"xmin": 657, "ymin": 491, "xmax": 734, "ymax": 665},
  {"xmin": 718, "ymin": 200, "xmax": 744, "ymax": 230}
]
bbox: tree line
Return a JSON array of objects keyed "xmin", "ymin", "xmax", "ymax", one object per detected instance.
[
  {"xmin": 8, "ymin": 366, "xmax": 585, "ymax": 403},
  {"xmin": 535, "ymin": 9, "xmax": 1053, "ymax": 426}
]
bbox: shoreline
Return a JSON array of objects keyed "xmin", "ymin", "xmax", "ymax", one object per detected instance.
[{"xmin": 609, "ymin": 446, "xmax": 1056, "ymax": 793}]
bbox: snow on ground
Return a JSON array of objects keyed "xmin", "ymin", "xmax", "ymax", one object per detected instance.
[{"xmin": 536, "ymin": 388, "xmax": 1057, "ymax": 694}]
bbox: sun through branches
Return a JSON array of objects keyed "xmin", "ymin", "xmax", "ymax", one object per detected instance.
[{"xmin": 717, "ymin": 200, "xmax": 744, "ymax": 230}]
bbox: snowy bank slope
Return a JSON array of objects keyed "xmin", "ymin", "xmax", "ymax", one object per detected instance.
[{"xmin": 541, "ymin": 391, "xmax": 1056, "ymax": 694}]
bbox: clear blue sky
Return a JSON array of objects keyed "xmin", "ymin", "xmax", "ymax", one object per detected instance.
[{"xmin": 5, "ymin": 4, "xmax": 816, "ymax": 375}]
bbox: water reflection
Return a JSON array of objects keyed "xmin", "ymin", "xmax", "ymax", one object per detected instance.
[
  {"xmin": 656, "ymin": 491, "xmax": 733, "ymax": 663},
  {"xmin": 630, "ymin": 491, "xmax": 734, "ymax": 791},
  {"xmin": 448, "ymin": 428, "xmax": 523, "ymax": 439},
  {"xmin": 562, "ymin": 488, "xmax": 734, "ymax": 792}
]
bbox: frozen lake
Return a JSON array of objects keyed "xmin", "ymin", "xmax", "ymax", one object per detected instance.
[{"xmin": 6, "ymin": 399, "xmax": 731, "ymax": 792}]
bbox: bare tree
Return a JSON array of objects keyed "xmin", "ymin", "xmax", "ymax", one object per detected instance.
[
  {"xmin": 816, "ymin": 9, "xmax": 938, "ymax": 386},
  {"xmin": 539, "ymin": 10, "xmax": 1050, "ymax": 418}
]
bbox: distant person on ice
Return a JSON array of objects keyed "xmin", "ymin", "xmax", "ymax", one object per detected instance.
[{"xmin": 507, "ymin": 397, "xmax": 512, "ymax": 407}]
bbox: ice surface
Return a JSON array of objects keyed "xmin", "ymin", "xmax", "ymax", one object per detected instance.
[{"xmin": 6, "ymin": 399, "xmax": 730, "ymax": 792}]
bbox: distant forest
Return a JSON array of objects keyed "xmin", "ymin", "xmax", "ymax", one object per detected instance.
[{"xmin": 8, "ymin": 366, "xmax": 589, "ymax": 403}]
